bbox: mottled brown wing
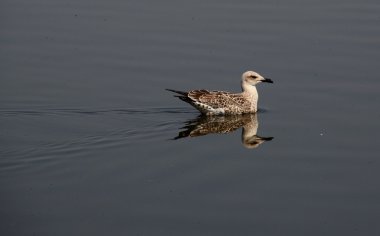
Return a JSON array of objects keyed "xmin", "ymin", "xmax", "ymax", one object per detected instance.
[
  {"xmin": 226, "ymin": 93, "xmax": 252, "ymax": 110},
  {"xmin": 189, "ymin": 90, "xmax": 250, "ymax": 112},
  {"xmin": 188, "ymin": 90, "xmax": 232, "ymax": 108},
  {"xmin": 187, "ymin": 90, "xmax": 211, "ymax": 101}
]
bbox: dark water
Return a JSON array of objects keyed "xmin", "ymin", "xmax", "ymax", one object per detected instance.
[{"xmin": 1, "ymin": 0, "xmax": 380, "ymax": 235}]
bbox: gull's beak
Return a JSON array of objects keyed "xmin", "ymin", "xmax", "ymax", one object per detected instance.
[
  {"xmin": 256, "ymin": 135, "xmax": 274, "ymax": 141},
  {"xmin": 262, "ymin": 78, "xmax": 273, "ymax": 83}
]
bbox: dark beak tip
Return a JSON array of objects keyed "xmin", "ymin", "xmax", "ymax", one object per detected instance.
[{"xmin": 264, "ymin": 78, "xmax": 273, "ymax": 83}]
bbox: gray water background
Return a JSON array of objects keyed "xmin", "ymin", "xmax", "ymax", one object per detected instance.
[{"xmin": 1, "ymin": 0, "xmax": 380, "ymax": 235}]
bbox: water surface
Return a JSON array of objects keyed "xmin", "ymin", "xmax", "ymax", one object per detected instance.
[{"xmin": 1, "ymin": 0, "xmax": 380, "ymax": 235}]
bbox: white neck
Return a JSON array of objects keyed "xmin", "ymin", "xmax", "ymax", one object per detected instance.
[
  {"xmin": 241, "ymin": 81, "xmax": 258, "ymax": 97},
  {"xmin": 241, "ymin": 81, "xmax": 259, "ymax": 112},
  {"xmin": 242, "ymin": 120, "xmax": 258, "ymax": 140}
]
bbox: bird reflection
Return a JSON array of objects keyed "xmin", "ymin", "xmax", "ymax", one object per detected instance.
[{"xmin": 174, "ymin": 113, "xmax": 273, "ymax": 149}]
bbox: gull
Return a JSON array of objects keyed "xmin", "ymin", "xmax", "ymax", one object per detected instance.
[
  {"xmin": 173, "ymin": 113, "xmax": 273, "ymax": 149},
  {"xmin": 166, "ymin": 70, "xmax": 273, "ymax": 115}
]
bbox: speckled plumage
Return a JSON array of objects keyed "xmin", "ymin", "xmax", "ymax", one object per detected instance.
[
  {"xmin": 173, "ymin": 113, "xmax": 274, "ymax": 149},
  {"xmin": 167, "ymin": 70, "xmax": 273, "ymax": 115},
  {"xmin": 188, "ymin": 89, "xmax": 256, "ymax": 115}
]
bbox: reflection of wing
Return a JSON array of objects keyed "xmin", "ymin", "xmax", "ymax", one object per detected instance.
[
  {"xmin": 173, "ymin": 113, "xmax": 273, "ymax": 149},
  {"xmin": 174, "ymin": 114, "xmax": 252, "ymax": 139}
]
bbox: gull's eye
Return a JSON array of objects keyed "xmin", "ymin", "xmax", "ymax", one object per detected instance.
[{"xmin": 250, "ymin": 75, "xmax": 257, "ymax": 79}]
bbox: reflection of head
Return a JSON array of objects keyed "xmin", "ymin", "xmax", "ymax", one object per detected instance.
[
  {"xmin": 241, "ymin": 113, "xmax": 273, "ymax": 149},
  {"xmin": 243, "ymin": 135, "xmax": 274, "ymax": 149},
  {"xmin": 174, "ymin": 113, "xmax": 273, "ymax": 149}
]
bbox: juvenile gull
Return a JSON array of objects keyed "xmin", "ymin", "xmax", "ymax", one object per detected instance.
[
  {"xmin": 166, "ymin": 70, "xmax": 273, "ymax": 115},
  {"xmin": 173, "ymin": 113, "xmax": 274, "ymax": 149}
]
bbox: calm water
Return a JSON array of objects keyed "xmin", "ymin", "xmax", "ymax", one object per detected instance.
[{"xmin": 1, "ymin": 0, "xmax": 380, "ymax": 235}]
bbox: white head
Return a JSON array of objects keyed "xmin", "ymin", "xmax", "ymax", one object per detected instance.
[{"xmin": 241, "ymin": 70, "xmax": 273, "ymax": 86}]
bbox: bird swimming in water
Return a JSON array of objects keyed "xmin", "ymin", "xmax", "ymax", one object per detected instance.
[{"xmin": 166, "ymin": 70, "xmax": 273, "ymax": 115}]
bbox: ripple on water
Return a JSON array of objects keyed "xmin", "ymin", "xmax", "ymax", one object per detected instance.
[{"xmin": 0, "ymin": 107, "xmax": 195, "ymax": 173}]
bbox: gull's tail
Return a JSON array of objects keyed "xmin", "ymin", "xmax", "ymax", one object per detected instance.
[
  {"xmin": 165, "ymin": 89, "xmax": 188, "ymax": 96},
  {"xmin": 166, "ymin": 89, "xmax": 194, "ymax": 105}
]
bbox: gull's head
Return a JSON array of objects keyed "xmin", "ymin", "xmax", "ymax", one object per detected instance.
[{"xmin": 242, "ymin": 70, "xmax": 273, "ymax": 86}]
